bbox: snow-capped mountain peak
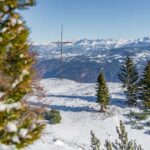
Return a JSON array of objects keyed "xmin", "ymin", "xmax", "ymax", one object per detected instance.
[{"xmin": 31, "ymin": 36, "xmax": 150, "ymax": 83}]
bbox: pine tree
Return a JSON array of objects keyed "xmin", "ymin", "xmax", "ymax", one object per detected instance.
[
  {"xmin": 90, "ymin": 121, "xmax": 143, "ymax": 150},
  {"xmin": 91, "ymin": 131, "xmax": 101, "ymax": 150},
  {"xmin": 139, "ymin": 61, "xmax": 150, "ymax": 108},
  {"xmin": 118, "ymin": 56, "xmax": 139, "ymax": 106},
  {"xmin": 105, "ymin": 140, "xmax": 112, "ymax": 150},
  {"xmin": 0, "ymin": 0, "xmax": 44, "ymax": 149},
  {"xmin": 112, "ymin": 121, "xmax": 142, "ymax": 150},
  {"xmin": 96, "ymin": 72, "xmax": 109, "ymax": 112}
]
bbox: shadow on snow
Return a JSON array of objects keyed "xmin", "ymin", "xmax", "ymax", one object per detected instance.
[
  {"xmin": 29, "ymin": 92, "xmax": 126, "ymax": 112},
  {"xmin": 29, "ymin": 101, "xmax": 97, "ymax": 113}
]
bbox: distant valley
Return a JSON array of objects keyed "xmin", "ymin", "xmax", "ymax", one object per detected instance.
[{"xmin": 31, "ymin": 37, "xmax": 150, "ymax": 82}]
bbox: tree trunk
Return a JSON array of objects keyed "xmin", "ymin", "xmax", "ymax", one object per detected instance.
[{"xmin": 100, "ymin": 105, "xmax": 106, "ymax": 112}]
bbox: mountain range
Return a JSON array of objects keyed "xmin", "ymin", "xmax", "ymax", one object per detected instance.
[{"xmin": 31, "ymin": 36, "xmax": 150, "ymax": 82}]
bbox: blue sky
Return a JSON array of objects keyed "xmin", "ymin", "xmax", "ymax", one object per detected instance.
[{"xmin": 21, "ymin": 0, "xmax": 150, "ymax": 43}]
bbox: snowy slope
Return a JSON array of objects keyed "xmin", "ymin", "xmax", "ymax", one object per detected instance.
[
  {"xmin": 27, "ymin": 78, "xmax": 150, "ymax": 150},
  {"xmin": 32, "ymin": 36, "xmax": 150, "ymax": 82}
]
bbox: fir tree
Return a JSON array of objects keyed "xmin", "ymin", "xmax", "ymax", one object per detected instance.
[
  {"xmin": 91, "ymin": 131, "xmax": 101, "ymax": 150},
  {"xmin": 96, "ymin": 72, "xmax": 109, "ymax": 112},
  {"xmin": 118, "ymin": 56, "xmax": 139, "ymax": 106},
  {"xmin": 0, "ymin": 0, "xmax": 44, "ymax": 149},
  {"xmin": 139, "ymin": 61, "xmax": 150, "ymax": 108}
]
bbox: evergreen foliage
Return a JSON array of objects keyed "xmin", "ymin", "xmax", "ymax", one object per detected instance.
[
  {"xmin": 139, "ymin": 61, "xmax": 150, "ymax": 108},
  {"xmin": 90, "ymin": 121, "xmax": 143, "ymax": 150},
  {"xmin": 96, "ymin": 72, "xmax": 109, "ymax": 112},
  {"xmin": 0, "ymin": 0, "xmax": 44, "ymax": 149},
  {"xmin": 129, "ymin": 111, "xmax": 148, "ymax": 121},
  {"xmin": 118, "ymin": 56, "xmax": 139, "ymax": 106},
  {"xmin": 112, "ymin": 121, "xmax": 142, "ymax": 150},
  {"xmin": 44, "ymin": 109, "xmax": 61, "ymax": 124},
  {"xmin": 91, "ymin": 131, "xmax": 101, "ymax": 150},
  {"xmin": 105, "ymin": 140, "xmax": 112, "ymax": 150}
]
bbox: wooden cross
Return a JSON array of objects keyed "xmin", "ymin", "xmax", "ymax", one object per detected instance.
[{"xmin": 52, "ymin": 24, "xmax": 73, "ymax": 79}]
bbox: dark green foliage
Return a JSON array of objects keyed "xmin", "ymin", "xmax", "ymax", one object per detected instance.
[
  {"xmin": 129, "ymin": 120, "xmax": 137, "ymax": 126},
  {"xmin": 90, "ymin": 121, "xmax": 143, "ymax": 150},
  {"xmin": 126, "ymin": 110, "xmax": 149, "ymax": 130},
  {"xmin": 129, "ymin": 111, "xmax": 148, "ymax": 121},
  {"xmin": 96, "ymin": 72, "xmax": 109, "ymax": 112},
  {"xmin": 139, "ymin": 61, "xmax": 150, "ymax": 108},
  {"xmin": 91, "ymin": 131, "xmax": 101, "ymax": 150},
  {"xmin": 0, "ymin": 85, "xmax": 6, "ymax": 92},
  {"xmin": 135, "ymin": 125, "xmax": 144, "ymax": 130},
  {"xmin": 143, "ymin": 109, "xmax": 150, "ymax": 115},
  {"xmin": 0, "ymin": 0, "xmax": 44, "ymax": 149},
  {"xmin": 118, "ymin": 56, "xmax": 139, "ymax": 106},
  {"xmin": 112, "ymin": 121, "xmax": 143, "ymax": 150},
  {"xmin": 44, "ymin": 109, "xmax": 61, "ymax": 124},
  {"xmin": 129, "ymin": 121, "xmax": 144, "ymax": 130},
  {"xmin": 105, "ymin": 140, "xmax": 112, "ymax": 150}
]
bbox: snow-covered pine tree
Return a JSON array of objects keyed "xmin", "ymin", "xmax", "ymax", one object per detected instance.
[
  {"xmin": 105, "ymin": 140, "xmax": 112, "ymax": 150},
  {"xmin": 118, "ymin": 56, "xmax": 139, "ymax": 106},
  {"xmin": 112, "ymin": 121, "xmax": 142, "ymax": 150},
  {"xmin": 90, "ymin": 121, "xmax": 143, "ymax": 150},
  {"xmin": 96, "ymin": 72, "xmax": 109, "ymax": 112},
  {"xmin": 0, "ymin": 0, "xmax": 44, "ymax": 149},
  {"xmin": 91, "ymin": 131, "xmax": 101, "ymax": 150},
  {"xmin": 139, "ymin": 61, "xmax": 150, "ymax": 108}
]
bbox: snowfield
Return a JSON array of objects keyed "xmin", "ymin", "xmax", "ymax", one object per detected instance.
[{"xmin": 27, "ymin": 78, "xmax": 150, "ymax": 150}]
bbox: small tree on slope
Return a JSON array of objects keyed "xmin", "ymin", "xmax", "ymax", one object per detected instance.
[
  {"xmin": 96, "ymin": 72, "xmax": 109, "ymax": 112},
  {"xmin": 0, "ymin": 0, "xmax": 44, "ymax": 149},
  {"xmin": 118, "ymin": 56, "xmax": 139, "ymax": 106},
  {"xmin": 139, "ymin": 61, "xmax": 150, "ymax": 108},
  {"xmin": 90, "ymin": 121, "xmax": 143, "ymax": 150},
  {"xmin": 112, "ymin": 121, "xmax": 142, "ymax": 150},
  {"xmin": 91, "ymin": 131, "xmax": 101, "ymax": 150}
]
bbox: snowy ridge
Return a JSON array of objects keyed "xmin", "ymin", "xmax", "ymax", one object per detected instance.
[
  {"xmin": 32, "ymin": 36, "xmax": 150, "ymax": 56},
  {"xmin": 27, "ymin": 78, "xmax": 150, "ymax": 150}
]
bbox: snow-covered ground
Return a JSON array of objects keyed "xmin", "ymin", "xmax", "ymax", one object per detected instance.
[{"xmin": 27, "ymin": 78, "xmax": 150, "ymax": 150}]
